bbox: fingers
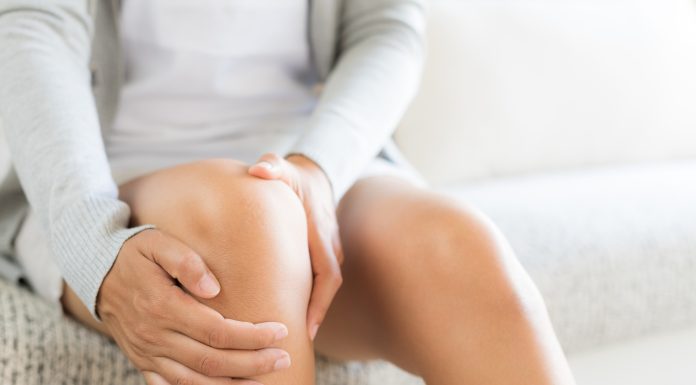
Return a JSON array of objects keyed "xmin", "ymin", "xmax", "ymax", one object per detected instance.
[
  {"xmin": 306, "ymin": 226, "xmax": 343, "ymax": 340},
  {"xmin": 165, "ymin": 333, "xmax": 291, "ymax": 378},
  {"xmin": 249, "ymin": 152, "xmax": 344, "ymax": 340},
  {"xmin": 248, "ymin": 153, "xmax": 285, "ymax": 180},
  {"xmin": 143, "ymin": 371, "xmax": 171, "ymax": 385},
  {"xmin": 248, "ymin": 153, "xmax": 302, "ymax": 193},
  {"xmin": 307, "ymin": 270, "xmax": 342, "ymax": 340},
  {"xmin": 331, "ymin": 222, "xmax": 344, "ymax": 265},
  {"xmin": 138, "ymin": 229, "xmax": 221, "ymax": 299},
  {"xmin": 152, "ymin": 357, "xmax": 263, "ymax": 385},
  {"xmin": 167, "ymin": 288, "xmax": 288, "ymax": 350}
]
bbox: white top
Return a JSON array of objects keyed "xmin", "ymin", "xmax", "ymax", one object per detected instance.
[
  {"xmin": 0, "ymin": 0, "xmax": 426, "ymax": 313},
  {"xmin": 10, "ymin": 0, "xmax": 425, "ymax": 305},
  {"xmin": 107, "ymin": 0, "xmax": 317, "ymax": 183}
]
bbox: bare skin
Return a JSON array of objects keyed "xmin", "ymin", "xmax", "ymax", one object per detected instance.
[
  {"xmin": 316, "ymin": 176, "xmax": 576, "ymax": 385},
  {"xmin": 63, "ymin": 158, "xmax": 576, "ymax": 385}
]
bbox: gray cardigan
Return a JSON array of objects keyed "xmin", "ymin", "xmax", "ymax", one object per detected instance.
[{"xmin": 0, "ymin": 0, "xmax": 426, "ymax": 316}]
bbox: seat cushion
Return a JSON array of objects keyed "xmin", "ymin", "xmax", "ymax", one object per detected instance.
[
  {"xmin": 443, "ymin": 161, "xmax": 696, "ymax": 352},
  {"xmin": 0, "ymin": 278, "xmax": 423, "ymax": 384},
  {"xmin": 0, "ymin": 280, "xmax": 142, "ymax": 384}
]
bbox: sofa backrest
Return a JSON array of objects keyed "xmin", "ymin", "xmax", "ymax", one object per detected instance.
[{"xmin": 395, "ymin": 0, "xmax": 696, "ymax": 186}]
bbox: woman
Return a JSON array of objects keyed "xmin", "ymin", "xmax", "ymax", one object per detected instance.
[{"xmin": 0, "ymin": 0, "xmax": 576, "ymax": 384}]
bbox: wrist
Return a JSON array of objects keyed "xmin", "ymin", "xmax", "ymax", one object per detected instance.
[{"xmin": 285, "ymin": 154, "xmax": 332, "ymax": 191}]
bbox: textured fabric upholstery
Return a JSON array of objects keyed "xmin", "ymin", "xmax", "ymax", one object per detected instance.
[{"xmin": 0, "ymin": 279, "xmax": 423, "ymax": 385}]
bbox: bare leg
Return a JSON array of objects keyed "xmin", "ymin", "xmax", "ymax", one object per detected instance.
[
  {"xmin": 63, "ymin": 159, "xmax": 315, "ymax": 385},
  {"xmin": 315, "ymin": 176, "xmax": 576, "ymax": 385}
]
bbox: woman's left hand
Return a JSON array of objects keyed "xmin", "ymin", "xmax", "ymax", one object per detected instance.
[{"xmin": 248, "ymin": 153, "xmax": 344, "ymax": 341}]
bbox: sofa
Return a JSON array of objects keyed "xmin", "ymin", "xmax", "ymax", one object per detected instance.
[{"xmin": 2, "ymin": 0, "xmax": 696, "ymax": 384}]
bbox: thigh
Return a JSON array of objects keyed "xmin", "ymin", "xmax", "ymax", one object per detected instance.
[{"xmin": 320, "ymin": 175, "xmax": 573, "ymax": 385}]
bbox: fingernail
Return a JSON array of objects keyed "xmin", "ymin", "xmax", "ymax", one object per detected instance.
[
  {"xmin": 309, "ymin": 323, "xmax": 319, "ymax": 341},
  {"xmin": 255, "ymin": 161, "xmax": 273, "ymax": 170},
  {"xmin": 274, "ymin": 354, "xmax": 291, "ymax": 371},
  {"xmin": 198, "ymin": 273, "xmax": 220, "ymax": 296},
  {"xmin": 256, "ymin": 322, "xmax": 289, "ymax": 341}
]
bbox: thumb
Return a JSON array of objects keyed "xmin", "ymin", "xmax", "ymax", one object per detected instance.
[{"xmin": 248, "ymin": 153, "xmax": 285, "ymax": 180}]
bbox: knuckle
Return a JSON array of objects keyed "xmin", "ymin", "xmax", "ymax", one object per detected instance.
[
  {"xmin": 198, "ymin": 354, "xmax": 220, "ymax": 376},
  {"xmin": 132, "ymin": 292, "xmax": 150, "ymax": 314},
  {"xmin": 133, "ymin": 324, "xmax": 161, "ymax": 346},
  {"xmin": 147, "ymin": 296, "xmax": 168, "ymax": 320},
  {"xmin": 149, "ymin": 335, "xmax": 165, "ymax": 348},
  {"xmin": 142, "ymin": 229, "xmax": 163, "ymax": 251},
  {"xmin": 252, "ymin": 328, "xmax": 275, "ymax": 348},
  {"xmin": 132, "ymin": 323, "xmax": 149, "ymax": 339},
  {"xmin": 253, "ymin": 353, "xmax": 274, "ymax": 374},
  {"xmin": 129, "ymin": 354, "xmax": 149, "ymax": 370},
  {"xmin": 207, "ymin": 326, "xmax": 227, "ymax": 348},
  {"xmin": 175, "ymin": 376, "xmax": 195, "ymax": 385},
  {"xmin": 263, "ymin": 152, "xmax": 280, "ymax": 162},
  {"xmin": 177, "ymin": 252, "xmax": 202, "ymax": 277},
  {"xmin": 130, "ymin": 341, "xmax": 151, "ymax": 360}
]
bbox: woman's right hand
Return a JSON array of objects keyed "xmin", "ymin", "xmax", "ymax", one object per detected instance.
[{"xmin": 97, "ymin": 229, "xmax": 291, "ymax": 385}]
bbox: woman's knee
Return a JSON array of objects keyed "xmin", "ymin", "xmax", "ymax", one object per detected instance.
[
  {"xmin": 124, "ymin": 159, "xmax": 303, "ymax": 231},
  {"xmin": 344, "ymin": 182, "xmax": 545, "ymax": 321},
  {"xmin": 120, "ymin": 160, "xmax": 315, "ymax": 383},
  {"xmin": 412, "ymin": 202, "xmax": 548, "ymax": 320},
  {"xmin": 120, "ymin": 158, "xmax": 313, "ymax": 318}
]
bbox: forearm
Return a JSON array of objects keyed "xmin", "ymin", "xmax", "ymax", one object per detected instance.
[
  {"xmin": 287, "ymin": 0, "xmax": 427, "ymax": 199},
  {"xmin": 0, "ymin": 2, "xmax": 151, "ymax": 316}
]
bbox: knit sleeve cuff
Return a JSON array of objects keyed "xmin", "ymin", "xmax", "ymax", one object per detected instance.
[
  {"xmin": 51, "ymin": 195, "xmax": 154, "ymax": 320},
  {"xmin": 286, "ymin": 115, "xmax": 377, "ymax": 203}
]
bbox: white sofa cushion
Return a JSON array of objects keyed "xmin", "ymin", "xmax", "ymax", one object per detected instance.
[
  {"xmin": 570, "ymin": 326, "xmax": 696, "ymax": 385},
  {"xmin": 396, "ymin": 0, "xmax": 696, "ymax": 185}
]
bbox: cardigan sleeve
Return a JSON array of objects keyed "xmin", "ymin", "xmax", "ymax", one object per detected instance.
[
  {"xmin": 286, "ymin": 0, "xmax": 427, "ymax": 200},
  {"xmin": 0, "ymin": 0, "xmax": 152, "ymax": 318}
]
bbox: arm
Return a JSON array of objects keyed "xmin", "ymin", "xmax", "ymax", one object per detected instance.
[
  {"xmin": 0, "ymin": 0, "xmax": 150, "ymax": 316},
  {"xmin": 286, "ymin": 0, "xmax": 428, "ymax": 200},
  {"xmin": 251, "ymin": 0, "xmax": 426, "ymax": 340},
  {"xmin": 0, "ymin": 4, "xmax": 293, "ymax": 381}
]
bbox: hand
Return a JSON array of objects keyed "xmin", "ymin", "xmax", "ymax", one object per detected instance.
[
  {"xmin": 248, "ymin": 153, "xmax": 344, "ymax": 341},
  {"xmin": 98, "ymin": 229, "xmax": 292, "ymax": 385}
]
